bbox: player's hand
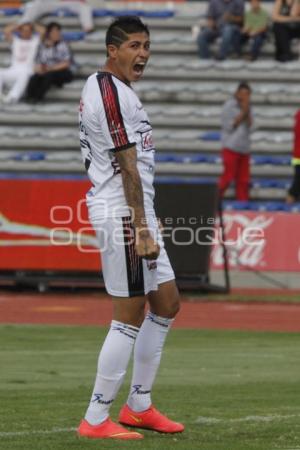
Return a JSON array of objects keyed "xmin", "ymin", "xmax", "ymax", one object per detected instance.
[
  {"xmin": 135, "ymin": 228, "xmax": 160, "ymax": 260},
  {"xmin": 240, "ymin": 97, "xmax": 250, "ymax": 113}
]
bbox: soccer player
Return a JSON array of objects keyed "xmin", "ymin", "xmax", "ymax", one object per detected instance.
[{"xmin": 77, "ymin": 16, "xmax": 184, "ymax": 440}]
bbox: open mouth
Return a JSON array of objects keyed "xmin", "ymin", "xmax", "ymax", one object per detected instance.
[{"xmin": 133, "ymin": 63, "xmax": 146, "ymax": 75}]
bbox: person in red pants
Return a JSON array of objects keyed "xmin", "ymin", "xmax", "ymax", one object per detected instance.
[
  {"xmin": 219, "ymin": 82, "xmax": 253, "ymax": 201},
  {"xmin": 286, "ymin": 109, "xmax": 300, "ymax": 203}
]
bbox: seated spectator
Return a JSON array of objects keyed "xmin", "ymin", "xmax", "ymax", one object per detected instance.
[
  {"xmin": 287, "ymin": 109, "xmax": 300, "ymax": 203},
  {"xmin": 239, "ymin": 0, "xmax": 269, "ymax": 60},
  {"xmin": 272, "ymin": 0, "xmax": 300, "ymax": 62},
  {"xmin": 196, "ymin": 0, "xmax": 244, "ymax": 60},
  {"xmin": 26, "ymin": 22, "xmax": 74, "ymax": 102},
  {"xmin": 0, "ymin": 22, "xmax": 43, "ymax": 103},
  {"xmin": 20, "ymin": 0, "xmax": 95, "ymax": 35}
]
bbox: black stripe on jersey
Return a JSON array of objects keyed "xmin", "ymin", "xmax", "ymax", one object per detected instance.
[
  {"xmin": 122, "ymin": 216, "xmax": 145, "ymax": 297},
  {"xmin": 108, "ymin": 142, "xmax": 136, "ymax": 153},
  {"xmin": 96, "ymin": 72, "xmax": 135, "ymax": 150}
]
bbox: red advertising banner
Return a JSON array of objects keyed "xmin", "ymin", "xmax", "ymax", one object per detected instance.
[
  {"xmin": 211, "ymin": 211, "xmax": 300, "ymax": 272},
  {"xmin": 0, "ymin": 176, "xmax": 100, "ymax": 271},
  {"xmin": 1, "ymin": 176, "xmax": 300, "ymax": 273}
]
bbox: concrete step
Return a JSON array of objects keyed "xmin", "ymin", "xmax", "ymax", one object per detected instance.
[
  {"xmin": 0, "ymin": 133, "xmax": 293, "ymax": 155},
  {"xmin": 37, "ymin": 79, "xmax": 300, "ymax": 105},
  {"xmin": 0, "ymin": 157, "xmax": 293, "ymax": 177}
]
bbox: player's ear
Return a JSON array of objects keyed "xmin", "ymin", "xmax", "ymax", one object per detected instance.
[{"xmin": 107, "ymin": 44, "xmax": 118, "ymax": 59}]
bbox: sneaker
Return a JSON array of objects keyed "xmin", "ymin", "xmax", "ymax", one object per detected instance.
[
  {"xmin": 77, "ymin": 417, "xmax": 144, "ymax": 440},
  {"xmin": 118, "ymin": 404, "xmax": 184, "ymax": 433}
]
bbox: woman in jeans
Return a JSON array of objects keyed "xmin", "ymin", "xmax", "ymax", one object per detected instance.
[{"xmin": 26, "ymin": 21, "xmax": 73, "ymax": 101}]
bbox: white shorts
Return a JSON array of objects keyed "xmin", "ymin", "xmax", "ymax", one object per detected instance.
[{"xmin": 92, "ymin": 215, "xmax": 175, "ymax": 298}]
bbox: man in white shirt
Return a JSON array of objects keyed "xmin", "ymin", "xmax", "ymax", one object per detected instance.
[
  {"xmin": 77, "ymin": 16, "xmax": 184, "ymax": 441},
  {"xmin": 20, "ymin": 0, "xmax": 94, "ymax": 33},
  {"xmin": 0, "ymin": 22, "xmax": 42, "ymax": 103}
]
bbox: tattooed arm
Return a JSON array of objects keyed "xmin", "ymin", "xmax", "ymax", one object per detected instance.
[{"xmin": 115, "ymin": 146, "xmax": 160, "ymax": 260}]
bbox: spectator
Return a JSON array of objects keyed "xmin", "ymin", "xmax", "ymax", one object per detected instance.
[
  {"xmin": 20, "ymin": 0, "xmax": 95, "ymax": 34},
  {"xmin": 196, "ymin": 0, "xmax": 244, "ymax": 60},
  {"xmin": 239, "ymin": 0, "xmax": 269, "ymax": 60},
  {"xmin": 26, "ymin": 22, "xmax": 74, "ymax": 102},
  {"xmin": 287, "ymin": 110, "xmax": 300, "ymax": 203},
  {"xmin": 272, "ymin": 0, "xmax": 300, "ymax": 62},
  {"xmin": 219, "ymin": 82, "xmax": 253, "ymax": 201},
  {"xmin": 0, "ymin": 22, "xmax": 43, "ymax": 103}
]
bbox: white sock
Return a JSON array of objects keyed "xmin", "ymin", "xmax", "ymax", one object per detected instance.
[
  {"xmin": 127, "ymin": 311, "xmax": 174, "ymax": 412},
  {"xmin": 85, "ymin": 320, "xmax": 139, "ymax": 425}
]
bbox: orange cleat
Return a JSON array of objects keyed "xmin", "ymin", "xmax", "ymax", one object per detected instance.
[
  {"xmin": 118, "ymin": 404, "xmax": 184, "ymax": 434},
  {"xmin": 77, "ymin": 417, "xmax": 144, "ymax": 440}
]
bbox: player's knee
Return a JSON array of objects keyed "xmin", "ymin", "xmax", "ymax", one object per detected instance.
[
  {"xmin": 153, "ymin": 294, "xmax": 181, "ymax": 319},
  {"xmin": 113, "ymin": 297, "xmax": 146, "ymax": 328},
  {"xmin": 118, "ymin": 311, "xmax": 145, "ymax": 328},
  {"xmin": 133, "ymin": 308, "xmax": 146, "ymax": 327},
  {"xmin": 126, "ymin": 305, "xmax": 146, "ymax": 328}
]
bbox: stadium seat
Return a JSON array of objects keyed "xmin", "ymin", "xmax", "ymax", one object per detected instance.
[
  {"xmin": 223, "ymin": 200, "xmax": 300, "ymax": 212},
  {"xmin": 199, "ymin": 132, "xmax": 221, "ymax": 141}
]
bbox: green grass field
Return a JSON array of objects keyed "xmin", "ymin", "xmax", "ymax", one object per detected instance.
[{"xmin": 1, "ymin": 325, "xmax": 300, "ymax": 450}]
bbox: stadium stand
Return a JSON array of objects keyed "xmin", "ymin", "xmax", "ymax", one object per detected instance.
[{"xmin": 0, "ymin": 1, "xmax": 299, "ymax": 209}]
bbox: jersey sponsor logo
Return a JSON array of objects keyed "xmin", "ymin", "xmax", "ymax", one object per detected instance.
[
  {"xmin": 138, "ymin": 120, "xmax": 155, "ymax": 152},
  {"xmin": 141, "ymin": 131, "xmax": 154, "ymax": 152}
]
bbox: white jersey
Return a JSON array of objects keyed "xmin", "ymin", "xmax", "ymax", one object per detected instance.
[
  {"xmin": 79, "ymin": 71, "xmax": 155, "ymax": 219},
  {"xmin": 11, "ymin": 35, "xmax": 40, "ymax": 70}
]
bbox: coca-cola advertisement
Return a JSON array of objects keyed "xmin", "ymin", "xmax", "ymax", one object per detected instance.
[{"xmin": 211, "ymin": 211, "xmax": 300, "ymax": 272}]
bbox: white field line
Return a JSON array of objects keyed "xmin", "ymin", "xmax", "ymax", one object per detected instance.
[
  {"xmin": 0, "ymin": 427, "xmax": 76, "ymax": 438},
  {"xmin": 195, "ymin": 413, "xmax": 300, "ymax": 425}
]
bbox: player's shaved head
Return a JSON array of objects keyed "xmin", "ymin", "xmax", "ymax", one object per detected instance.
[{"xmin": 106, "ymin": 16, "xmax": 150, "ymax": 49}]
